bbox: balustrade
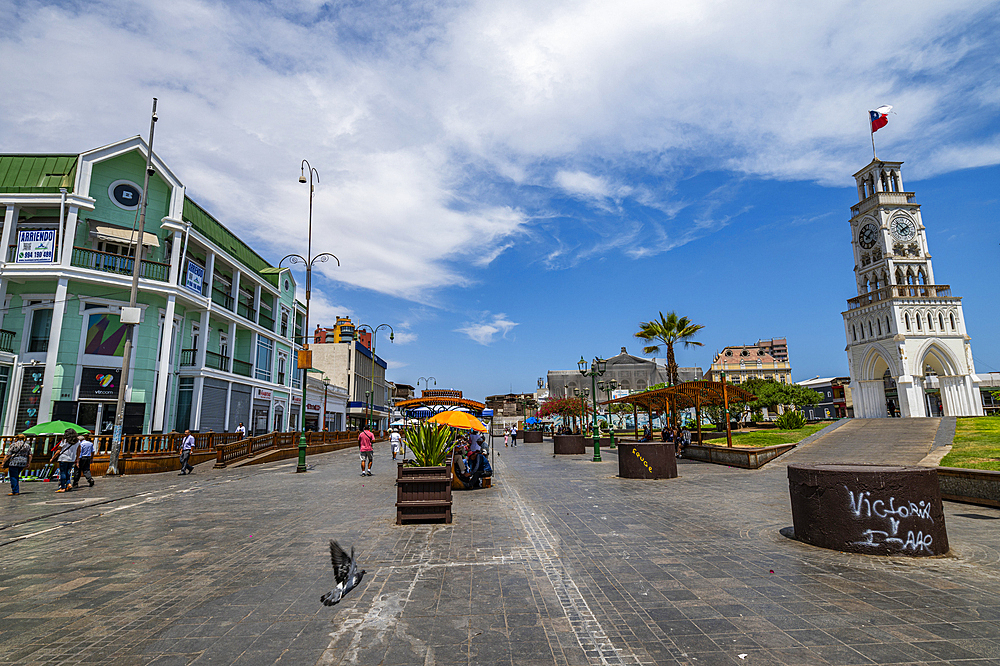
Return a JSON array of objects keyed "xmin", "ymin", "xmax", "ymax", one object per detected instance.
[
  {"xmin": 0, "ymin": 329, "xmax": 15, "ymax": 353},
  {"xmin": 205, "ymin": 350, "xmax": 229, "ymax": 371},
  {"xmin": 847, "ymin": 284, "xmax": 953, "ymax": 310},
  {"xmin": 232, "ymin": 358, "xmax": 253, "ymax": 377},
  {"xmin": 71, "ymin": 246, "xmax": 170, "ymax": 282}
]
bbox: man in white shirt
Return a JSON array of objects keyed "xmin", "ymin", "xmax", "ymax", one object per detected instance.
[
  {"xmin": 389, "ymin": 429, "xmax": 403, "ymax": 460},
  {"xmin": 179, "ymin": 430, "xmax": 196, "ymax": 475},
  {"xmin": 235, "ymin": 422, "xmax": 247, "ymax": 438}
]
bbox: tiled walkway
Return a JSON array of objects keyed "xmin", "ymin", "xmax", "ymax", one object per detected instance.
[{"xmin": 1, "ymin": 437, "xmax": 999, "ymax": 665}]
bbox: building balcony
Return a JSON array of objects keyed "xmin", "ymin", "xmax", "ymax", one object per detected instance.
[
  {"xmin": 0, "ymin": 329, "xmax": 15, "ymax": 353},
  {"xmin": 258, "ymin": 311, "xmax": 275, "ymax": 332},
  {"xmin": 232, "ymin": 358, "xmax": 253, "ymax": 377},
  {"xmin": 846, "ymin": 284, "xmax": 953, "ymax": 310},
  {"xmin": 180, "ymin": 349, "xmax": 197, "ymax": 366},
  {"xmin": 211, "ymin": 286, "xmax": 234, "ymax": 310},
  {"xmin": 71, "ymin": 246, "xmax": 170, "ymax": 282},
  {"xmin": 237, "ymin": 300, "xmax": 255, "ymax": 322},
  {"xmin": 206, "ymin": 350, "xmax": 229, "ymax": 372}
]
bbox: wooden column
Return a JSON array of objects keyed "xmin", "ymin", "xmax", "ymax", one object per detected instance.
[
  {"xmin": 723, "ymin": 381, "xmax": 733, "ymax": 447},
  {"xmin": 696, "ymin": 391, "xmax": 702, "ymax": 444}
]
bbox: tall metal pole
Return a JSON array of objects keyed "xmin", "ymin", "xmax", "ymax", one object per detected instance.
[
  {"xmin": 107, "ymin": 98, "xmax": 158, "ymax": 476},
  {"xmin": 295, "ymin": 161, "xmax": 319, "ymax": 472},
  {"xmin": 357, "ymin": 323, "xmax": 393, "ymax": 431}
]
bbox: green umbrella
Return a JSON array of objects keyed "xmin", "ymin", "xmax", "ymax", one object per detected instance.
[{"xmin": 22, "ymin": 420, "xmax": 91, "ymax": 436}]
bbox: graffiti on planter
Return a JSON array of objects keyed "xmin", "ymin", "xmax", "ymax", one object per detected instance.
[
  {"xmin": 845, "ymin": 487, "xmax": 935, "ymax": 554},
  {"xmin": 632, "ymin": 447, "xmax": 652, "ymax": 473}
]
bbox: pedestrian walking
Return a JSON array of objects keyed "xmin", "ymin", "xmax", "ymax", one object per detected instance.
[
  {"xmin": 511, "ymin": 424, "xmax": 518, "ymax": 447},
  {"xmin": 504, "ymin": 426, "xmax": 510, "ymax": 447},
  {"xmin": 49, "ymin": 429, "xmax": 80, "ymax": 493},
  {"xmin": 389, "ymin": 429, "xmax": 402, "ymax": 461},
  {"xmin": 4, "ymin": 434, "xmax": 32, "ymax": 496},
  {"xmin": 178, "ymin": 429, "xmax": 196, "ymax": 475},
  {"xmin": 235, "ymin": 422, "xmax": 247, "ymax": 438},
  {"xmin": 358, "ymin": 427, "xmax": 375, "ymax": 476},
  {"xmin": 72, "ymin": 434, "xmax": 95, "ymax": 488}
]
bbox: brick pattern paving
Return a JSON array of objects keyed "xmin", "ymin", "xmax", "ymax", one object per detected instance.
[{"xmin": 1, "ymin": 436, "xmax": 999, "ymax": 665}]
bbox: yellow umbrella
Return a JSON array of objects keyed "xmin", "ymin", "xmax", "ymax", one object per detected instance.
[{"xmin": 427, "ymin": 410, "xmax": 488, "ymax": 432}]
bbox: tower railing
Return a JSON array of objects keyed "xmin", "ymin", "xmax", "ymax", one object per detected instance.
[{"xmin": 846, "ymin": 284, "xmax": 952, "ymax": 310}]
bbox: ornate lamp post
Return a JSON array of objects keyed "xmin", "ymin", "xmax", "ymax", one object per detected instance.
[
  {"xmin": 597, "ymin": 378, "xmax": 618, "ymax": 449},
  {"xmin": 283, "ymin": 160, "xmax": 340, "ymax": 473},
  {"xmin": 418, "ymin": 376, "xmax": 436, "ymax": 394},
  {"xmin": 356, "ymin": 323, "xmax": 393, "ymax": 431},
  {"xmin": 578, "ymin": 356, "xmax": 607, "ymax": 462}
]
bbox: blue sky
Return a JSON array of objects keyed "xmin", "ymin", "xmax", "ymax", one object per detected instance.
[{"xmin": 1, "ymin": 0, "xmax": 998, "ymax": 399}]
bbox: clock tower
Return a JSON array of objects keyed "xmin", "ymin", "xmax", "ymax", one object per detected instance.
[{"xmin": 842, "ymin": 159, "xmax": 983, "ymax": 418}]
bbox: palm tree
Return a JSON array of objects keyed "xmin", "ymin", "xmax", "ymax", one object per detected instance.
[{"xmin": 635, "ymin": 311, "xmax": 704, "ymax": 386}]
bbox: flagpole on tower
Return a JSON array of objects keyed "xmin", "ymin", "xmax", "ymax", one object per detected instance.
[
  {"xmin": 869, "ymin": 105, "xmax": 892, "ymax": 161},
  {"xmin": 871, "ymin": 126, "xmax": 877, "ymax": 160}
]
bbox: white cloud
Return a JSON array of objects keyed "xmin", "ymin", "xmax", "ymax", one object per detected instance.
[
  {"xmin": 1, "ymin": 0, "xmax": 997, "ymax": 293},
  {"xmin": 455, "ymin": 313, "xmax": 519, "ymax": 345}
]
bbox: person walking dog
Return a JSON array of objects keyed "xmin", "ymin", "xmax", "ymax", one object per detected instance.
[
  {"xmin": 72, "ymin": 434, "xmax": 95, "ymax": 488},
  {"xmin": 4, "ymin": 434, "xmax": 32, "ymax": 495},
  {"xmin": 50, "ymin": 429, "xmax": 80, "ymax": 493},
  {"xmin": 178, "ymin": 430, "xmax": 196, "ymax": 475}
]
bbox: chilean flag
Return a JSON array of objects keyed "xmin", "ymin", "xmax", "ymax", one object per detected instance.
[{"xmin": 870, "ymin": 105, "xmax": 892, "ymax": 133}]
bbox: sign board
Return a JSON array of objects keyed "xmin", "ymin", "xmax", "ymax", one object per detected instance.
[
  {"xmin": 612, "ymin": 389, "xmax": 630, "ymax": 400},
  {"xmin": 253, "ymin": 387, "xmax": 273, "ymax": 401},
  {"xmin": 80, "ymin": 367, "xmax": 122, "ymax": 399},
  {"xmin": 297, "ymin": 349, "xmax": 312, "ymax": 369},
  {"xmin": 291, "ymin": 393, "xmax": 303, "ymax": 406},
  {"xmin": 15, "ymin": 229, "xmax": 56, "ymax": 263},
  {"xmin": 185, "ymin": 261, "xmax": 205, "ymax": 295},
  {"xmin": 305, "ymin": 402, "xmax": 322, "ymax": 412}
]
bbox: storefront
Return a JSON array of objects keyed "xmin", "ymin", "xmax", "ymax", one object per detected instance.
[
  {"xmin": 252, "ymin": 387, "xmax": 272, "ymax": 436},
  {"xmin": 272, "ymin": 397, "xmax": 286, "ymax": 432},
  {"xmin": 51, "ymin": 366, "xmax": 144, "ymax": 436},
  {"xmin": 289, "ymin": 393, "xmax": 302, "ymax": 431},
  {"xmin": 304, "ymin": 399, "xmax": 321, "ymax": 431}
]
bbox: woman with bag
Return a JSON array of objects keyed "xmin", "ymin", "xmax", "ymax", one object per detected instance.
[
  {"xmin": 49, "ymin": 429, "xmax": 80, "ymax": 493},
  {"xmin": 4, "ymin": 434, "xmax": 33, "ymax": 495}
]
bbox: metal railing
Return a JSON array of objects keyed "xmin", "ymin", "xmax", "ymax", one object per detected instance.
[
  {"xmin": 71, "ymin": 246, "xmax": 170, "ymax": 282},
  {"xmin": 847, "ymin": 284, "xmax": 953, "ymax": 310},
  {"xmin": 206, "ymin": 350, "xmax": 229, "ymax": 372},
  {"xmin": 258, "ymin": 311, "xmax": 275, "ymax": 331},
  {"xmin": 211, "ymin": 287, "xmax": 234, "ymax": 310},
  {"xmin": 237, "ymin": 299, "xmax": 255, "ymax": 321},
  {"xmin": 232, "ymin": 358, "xmax": 253, "ymax": 377},
  {"xmin": 0, "ymin": 329, "xmax": 14, "ymax": 353},
  {"xmin": 180, "ymin": 348, "xmax": 197, "ymax": 366}
]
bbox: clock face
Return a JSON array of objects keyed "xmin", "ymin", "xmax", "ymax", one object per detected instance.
[
  {"xmin": 890, "ymin": 217, "xmax": 916, "ymax": 241},
  {"xmin": 858, "ymin": 223, "xmax": 879, "ymax": 250}
]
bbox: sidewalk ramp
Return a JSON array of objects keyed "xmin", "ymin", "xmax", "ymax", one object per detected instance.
[{"xmin": 782, "ymin": 418, "xmax": 942, "ymax": 467}]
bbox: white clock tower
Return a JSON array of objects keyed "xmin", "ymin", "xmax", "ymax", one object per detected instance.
[{"xmin": 842, "ymin": 159, "xmax": 983, "ymax": 418}]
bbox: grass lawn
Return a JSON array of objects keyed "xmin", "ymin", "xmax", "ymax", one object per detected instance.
[
  {"xmin": 939, "ymin": 417, "xmax": 1000, "ymax": 471},
  {"xmin": 700, "ymin": 422, "xmax": 830, "ymax": 448}
]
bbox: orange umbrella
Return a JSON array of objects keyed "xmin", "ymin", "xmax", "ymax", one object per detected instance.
[{"xmin": 427, "ymin": 410, "xmax": 488, "ymax": 432}]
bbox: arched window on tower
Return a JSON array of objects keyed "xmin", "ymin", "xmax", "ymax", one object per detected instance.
[
  {"xmin": 852, "ymin": 324, "xmax": 857, "ymax": 341},
  {"xmin": 877, "ymin": 319, "xmax": 882, "ymax": 336},
  {"xmin": 886, "ymin": 315, "xmax": 891, "ymax": 333},
  {"xmin": 927, "ymin": 313, "xmax": 933, "ymax": 331},
  {"xmin": 905, "ymin": 313, "xmax": 911, "ymax": 331},
  {"xmin": 868, "ymin": 321, "xmax": 873, "ymax": 338},
  {"xmin": 939, "ymin": 313, "xmax": 945, "ymax": 330},
  {"xmin": 917, "ymin": 269, "xmax": 926, "ymax": 285},
  {"xmin": 950, "ymin": 313, "xmax": 956, "ymax": 330},
  {"xmin": 916, "ymin": 313, "xmax": 922, "ymax": 331},
  {"xmin": 860, "ymin": 323, "xmax": 865, "ymax": 339}
]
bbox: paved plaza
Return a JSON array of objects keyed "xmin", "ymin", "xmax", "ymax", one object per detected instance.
[{"xmin": 2, "ymin": 430, "xmax": 1000, "ymax": 666}]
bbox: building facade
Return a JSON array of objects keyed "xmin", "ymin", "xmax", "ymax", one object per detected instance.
[
  {"xmin": 707, "ymin": 341, "xmax": 792, "ymax": 384},
  {"xmin": 303, "ymin": 375, "xmax": 348, "ymax": 431},
  {"xmin": 310, "ymin": 339, "xmax": 389, "ymax": 429},
  {"xmin": 0, "ymin": 138, "xmax": 308, "ymax": 436},
  {"xmin": 313, "ymin": 317, "xmax": 367, "ymax": 346},
  {"xmin": 547, "ymin": 347, "xmax": 702, "ymax": 400},
  {"xmin": 842, "ymin": 159, "xmax": 983, "ymax": 418},
  {"xmin": 796, "ymin": 377, "xmax": 853, "ymax": 419}
]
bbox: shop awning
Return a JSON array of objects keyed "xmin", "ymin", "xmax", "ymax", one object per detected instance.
[{"xmin": 93, "ymin": 225, "xmax": 160, "ymax": 247}]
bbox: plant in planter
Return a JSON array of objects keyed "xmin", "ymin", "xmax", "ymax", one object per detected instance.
[{"xmin": 396, "ymin": 423, "xmax": 454, "ymax": 524}]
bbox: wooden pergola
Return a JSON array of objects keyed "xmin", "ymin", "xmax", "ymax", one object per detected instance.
[
  {"xmin": 601, "ymin": 381, "xmax": 756, "ymax": 447},
  {"xmin": 394, "ymin": 396, "xmax": 486, "ymax": 415}
]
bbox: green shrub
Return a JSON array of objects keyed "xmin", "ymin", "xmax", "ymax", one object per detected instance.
[
  {"xmin": 775, "ymin": 410, "xmax": 806, "ymax": 430},
  {"xmin": 404, "ymin": 423, "xmax": 454, "ymax": 467}
]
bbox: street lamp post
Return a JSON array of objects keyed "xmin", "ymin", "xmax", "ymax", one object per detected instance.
[
  {"xmin": 323, "ymin": 376, "xmax": 330, "ymax": 432},
  {"xmin": 284, "ymin": 160, "xmax": 340, "ymax": 473},
  {"xmin": 597, "ymin": 378, "xmax": 618, "ymax": 449},
  {"xmin": 417, "ymin": 376, "xmax": 436, "ymax": 395},
  {"xmin": 578, "ymin": 356, "xmax": 607, "ymax": 462},
  {"xmin": 356, "ymin": 324, "xmax": 393, "ymax": 432},
  {"xmin": 573, "ymin": 388, "xmax": 585, "ymax": 436}
]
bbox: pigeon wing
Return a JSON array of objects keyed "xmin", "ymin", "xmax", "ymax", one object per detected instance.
[{"xmin": 329, "ymin": 540, "xmax": 352, "ymax": 585}]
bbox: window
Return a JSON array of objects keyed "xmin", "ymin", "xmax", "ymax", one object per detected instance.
[
  {"xmin": 28, "ymin": 308, "xmax": 53, "ymax": 353},
  {"xmin": 905, "ymin": 313, "xmax": 911, "ymax": 331},
  {"xmin": 877, "ymin": 319, "xmax": 882, "ymax": 336},
  {"xmin": 280, "ymin": 307, "xmax": 290, "ymax": 338},
  {"xmin": 277, "ymin": 353, "xmax": 287, "ymax": 386},
  {"xmin": 939, "ymin": 313, "xmax": 945, "ymax": 330},
  {"xmin": 220, "ymin": 333, "xmax": 229, "ymax": 358},
  {"xmin": 255, "ymin": 337, "xmax": 273, "ymax": 381},
  {"xmin": 950, "ymin": 313, "xmax": 956, "ymax": 330},
  {"xmin": 852, "ymin": 324, "xmax": 857, "ymax": 341},
  {"xmin": 916, "ymin": 314, "xmax": 921, "ymax": 331},
  {"xmin": 927, "ymin": 313, "xmax": 933, "ymax": 330}
]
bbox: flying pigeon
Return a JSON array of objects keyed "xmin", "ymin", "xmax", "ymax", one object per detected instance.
[{"xmin": 321, "ymin": 540, "xmax": 366, "ymax": 607}]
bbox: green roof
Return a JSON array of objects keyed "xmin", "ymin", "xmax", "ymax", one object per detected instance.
[
  {"xmin": 182, "ymin": 197, "xmax": 278, "ymax": 284},
  {"xmin": 0, "ymin": 154, "xmax": 78, "ymax": 193}
]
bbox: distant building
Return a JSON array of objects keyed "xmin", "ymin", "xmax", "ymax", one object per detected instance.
[
  {"xmin": 707, "ymin": 340, "xmax": 792, "ymax": 385},
  {"xmin": 485, "ymin": 393, "xmax": 537, "ymax": 418},
  {"xmin": 547, "ymin": 347, "xmax": 702, "ymax": 400},
  {"xmin": 979, "ymin": 372, "xmax": 1000, "ymax": 415},
  {"xmin": 796, "ymin": 377, "xmax": 853, "ymax": 419},
  {"xmin": 314, "ymin": 317, "xmax": 367, "ymax": 347},
  {"xmin": 310, "ymin": 339, "xmax": 388, "ymax": 429}
]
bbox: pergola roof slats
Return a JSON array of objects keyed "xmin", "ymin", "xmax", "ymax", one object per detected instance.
[
  {"xmin": 395, "ymin": 396, "xmax": 486, "ymax": 412},
  {"xmin": 600, "ymin": 380, "xmax": 755, "ymax": 410}
]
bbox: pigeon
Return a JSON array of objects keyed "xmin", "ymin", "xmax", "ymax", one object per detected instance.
[{"xmin": 321, "ymin": 540, "xmax": 366, "ymax": 607}]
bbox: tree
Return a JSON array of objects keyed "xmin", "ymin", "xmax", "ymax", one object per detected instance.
[
  {"xmin": 635, "ymin": 311, "xmax": 704, "ymax": 386},
  {"xmin": 740, "ymin": 378, "xmax": 822, "ymax": 416},
  {"xmin": 537, "ymin": 396, "xmax": 589, "ymax": 432}
]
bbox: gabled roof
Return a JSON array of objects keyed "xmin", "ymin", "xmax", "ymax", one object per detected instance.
[{"xmin": 0, "ymin": 154, "xmax": 78, "ymax": 193}]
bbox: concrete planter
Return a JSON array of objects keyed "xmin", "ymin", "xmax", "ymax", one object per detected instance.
[
  {"xmin": 396, "ymin": 463, "xmax": 453, "ymax": 524},
  {"xmin": 682, "ymin": 442, "xmax": 796, "ymax": 469},
  {"xmin": 553, "ymin": 435, "xmax": 585, "ymax": 455},
  {"xmin": 522, "ymin": 431, "xmax": 543, "ymax": 443},
  {"xmin": 936, "ymin": 467, "xmax": 1000, "ymax": 508},
  {"xmin": 619, "ymin": 443, "xmax": 677, "ymax": 479},
  {"xmin": 788, "ymin": 464, "xmax": 949, "ymax": 557}
]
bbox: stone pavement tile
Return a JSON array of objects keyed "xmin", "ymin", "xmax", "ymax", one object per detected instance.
[
  {"xmin": 807, "ymin": 643, "xmax": 876, "ymax": 664},
  {"xmin": 769, "ymin": 646, "xmax": 833, "ymax": 665}
]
